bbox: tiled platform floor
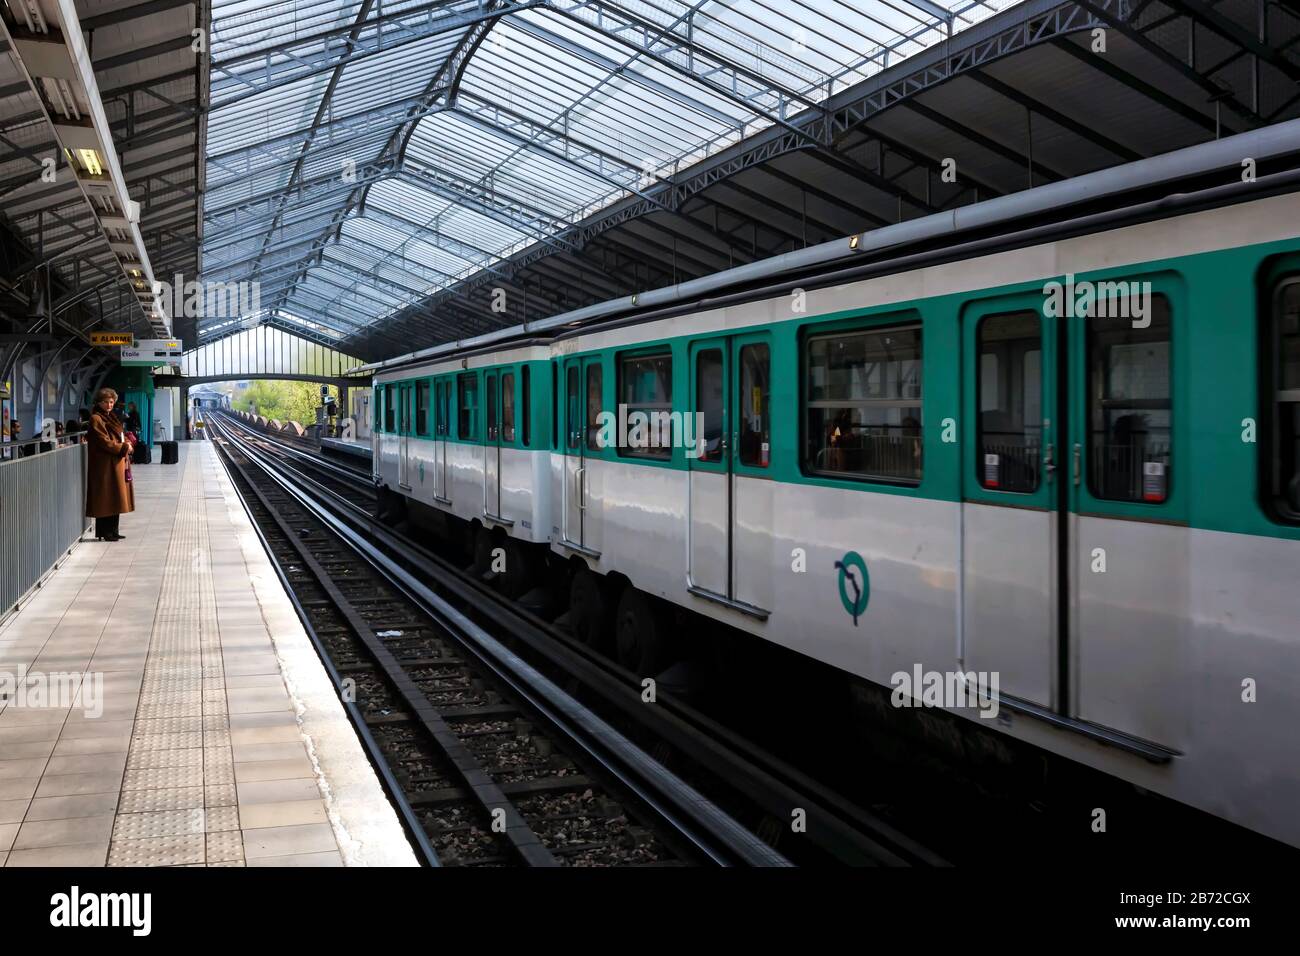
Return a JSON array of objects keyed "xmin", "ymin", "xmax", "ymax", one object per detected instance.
[{"xmin": 0, "ymin": 442, "xmax": 416, "ymax": 867}]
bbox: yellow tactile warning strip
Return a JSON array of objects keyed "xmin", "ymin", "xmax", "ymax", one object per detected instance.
[
  {"xmin": 106, "ymin": 449, "xmax": 250, "ymax": 866},
  {"xmin": 0, "ymin": 443, "xmax": 416, "ymax": 867}
]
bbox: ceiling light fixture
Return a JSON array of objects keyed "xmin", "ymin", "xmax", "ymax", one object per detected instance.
[{"xmin": 76, "ymin": 148, "xmax": 103, "ymax": 176}]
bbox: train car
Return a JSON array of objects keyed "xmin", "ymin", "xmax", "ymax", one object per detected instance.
[
  {"xmin": 371, "ymin": 130, "xmax": 1300, "ymax": 849},
  {"xmin": 372, "ymin": 344, "xmax": 555, "ymax": 588}
]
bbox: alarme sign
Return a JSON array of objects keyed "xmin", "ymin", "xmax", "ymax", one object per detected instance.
[{"xmin": 90, "ymin": 331, "xmax": 134, "ymax": 347}]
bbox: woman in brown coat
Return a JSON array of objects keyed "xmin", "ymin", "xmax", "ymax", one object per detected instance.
[{"xmin": 85, "ymin": 387, "xmax": 135, "ymax": 541}]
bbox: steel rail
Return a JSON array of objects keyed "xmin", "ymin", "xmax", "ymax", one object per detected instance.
[{"xmin": 209, "ymin": 413, "xmax": 788, "ymax": 866}]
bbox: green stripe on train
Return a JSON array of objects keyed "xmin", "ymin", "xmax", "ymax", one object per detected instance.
[{"xmin": 375, "ymin": 238, "xmax": 1300, "ymax": 543}]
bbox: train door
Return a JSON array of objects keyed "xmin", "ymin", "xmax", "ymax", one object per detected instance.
[
  {"xmin": 687, "ymin": 334, "xmax": 772, "ymax": 617},
  {"xmin": 561, "ymin": 356, "xmax": 601, "ymax": 554},
  {"xmin": 485, "ymin": 370, "xmax": 502, "ymax": 519},
  {"xmin": 961, "ymin": 303, "xmax": 1058, "ymax": 709},
  {"xmin": 397, "ymin": 382, "xmax": 413, "ymax": 490},
  {"xmin": 433, "ymin": 379, "xmax": 450, "ymax": 503}
]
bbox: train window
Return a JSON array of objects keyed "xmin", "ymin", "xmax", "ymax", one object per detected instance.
[
  {"xmin": 502, "ymin": 372, "xmax": 516, "ymax": 443},
  {"xmin": 618, "ymin": 353, "xmax": 672, "ymax": 459},
  {"xmin": 415, "ymin": 381, "xmax": 430, "ymax": 436},
  {"xmin": 384, "ymin": 384, "xmax": 396, "ymax": 433},
  {"xmin": 977, "ymin": 312, "xmax": 1041, "ymax": 492},
  {"xmin": 566, "ymin": 366, "xmax": 580, "ymax": 449},
  {"xmin": 522, "ymin": 366, "xmax": 531, "ymax": 447},
  {"xmin": 1087, "ymin": 294, "xmax": 1171, "ymax": 503},
  {"xmin": 458, "ymin": 372, "xmax": 478, "ymax": 440},
  {"xmin": 804, "ymin": 324, "xmax": 922, "ymax": 484},
  {"xmin": 696, "ymin": 350, "xmax": 723, "ymax": 463},
  {"xmin": 1269, "ymin": 278, "xmax": 1300, "ymax": 521},
  {"xmin": 585, "ymin": 362, "xmax": 603, "ymax": 451},
  {"xmin": 739, "ymin": 344, "xmax": 770, "ymax": 468}
]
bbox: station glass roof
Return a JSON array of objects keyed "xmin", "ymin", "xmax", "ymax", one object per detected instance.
[{"xmin": 200, "ymin": 0, "xmax": 1022, "ymax": 344}]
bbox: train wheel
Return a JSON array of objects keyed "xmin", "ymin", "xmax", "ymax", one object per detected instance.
[
  {"xmin": 470, "ymin": 525, "xmax": 496, "ymax": 581},
  {"xmin": 497, "ymin": 538, "xmax": 536, "ymax": 601},
  {"xmin": 375, "ymin": 485, "xmax": 404, "ymax": 525},
  {"xmin": 568, "ymin": 566, "xmax": 613, "ymax": 653},
  {"xmin": 615, "ymin": 588, "xmax": 675, "ymax": 677}
]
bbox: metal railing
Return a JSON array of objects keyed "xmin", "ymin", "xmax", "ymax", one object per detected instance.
[{"xmin": 0, "ymin": 442, "xmax": 89, "ymax": 620}]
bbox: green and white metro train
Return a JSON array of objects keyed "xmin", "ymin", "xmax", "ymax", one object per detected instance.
[{"xmin": 367, "ymin": 122, "xmax": 1300, "ymax": 849}]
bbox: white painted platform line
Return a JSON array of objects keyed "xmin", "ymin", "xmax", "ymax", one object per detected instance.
[{"xmin": 0, "ymin": 443, "xmax": 416, "ymax": 867}]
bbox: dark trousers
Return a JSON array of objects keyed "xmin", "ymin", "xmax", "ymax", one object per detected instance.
[{"xmin": 95, "ymin": 515, "xmax": 120, "ymax": 538}]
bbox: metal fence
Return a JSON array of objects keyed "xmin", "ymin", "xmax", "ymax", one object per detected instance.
[{"xmin": 0, "ymin": 443, "xmax": 88, "ymax": 620}]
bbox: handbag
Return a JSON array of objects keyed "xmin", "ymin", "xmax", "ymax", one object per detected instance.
[{"xmin": 124, "ymin": 430, "xmax": 136, "ymax": 483}]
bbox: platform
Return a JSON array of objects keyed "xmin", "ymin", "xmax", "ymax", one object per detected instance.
[
  {"xmin": 0, "ymin": 443, "xmax": 416, "ymax": 867},
  {"xmin": 320, "ymin": 435, "xmax": 372, "ymax": 463}
]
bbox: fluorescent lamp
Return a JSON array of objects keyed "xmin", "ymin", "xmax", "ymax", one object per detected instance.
[{"xmin": 76, "ymin": 148, "xmax": 103, "ymax": 176}]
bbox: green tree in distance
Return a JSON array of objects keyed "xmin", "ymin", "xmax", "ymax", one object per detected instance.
[{"xmin": 232, "ymin": 380, "xmax": 320, "ymax": 425}]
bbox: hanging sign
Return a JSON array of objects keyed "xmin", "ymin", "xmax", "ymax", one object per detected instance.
[
  {"xmin": 91, "ymin": 331, "xmax": 135, "ymax": 347},
  {"xmin": 121, "ymin": 339, "xmax": 183, "ymax": 367}
]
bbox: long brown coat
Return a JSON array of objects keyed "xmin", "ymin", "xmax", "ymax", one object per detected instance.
[{"xmin": 85, "ymin": 410, "xmax": 135, "ymax": 518}]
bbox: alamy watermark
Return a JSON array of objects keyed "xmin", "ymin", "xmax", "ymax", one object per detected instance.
[
  {"xmin": 50, "ymin": 886, "xmax": 151, "ymax": 936},
  {"xmin": 592, "ymin": 405, "xmax": 708, "ymax": 459},
  {"xmin": 0, "ymin": 666, "xmax": 103, "ymax": 718},
  {"xmin": 1043, "ymin": 273, "xmax": 1153, "ymax": 328},
  {"xmin": 890, "ymin": 665, "xmax": 1001, "ymax": 720},
  {"xmin": 150, "ymin": 273, "xmax": 260, "ymax": 319}
]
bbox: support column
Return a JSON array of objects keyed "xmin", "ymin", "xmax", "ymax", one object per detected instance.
[{"xmin": 179, "ymin": 381, "xmax": 190, "ymax": 440}]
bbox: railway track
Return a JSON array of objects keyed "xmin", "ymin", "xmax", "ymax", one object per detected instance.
[
  {"xmin": 209, "ymin": 413, "xmax": 788, "ymax": 866},
  {"xmin": 210, "ymin": 410, "xmax": 947, "ymax": 866}
]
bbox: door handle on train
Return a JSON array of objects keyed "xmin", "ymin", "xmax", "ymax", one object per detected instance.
[
  {"xmin": 1073, "ymin": 443, "xmax": 1081, "ymax": 486},
  {"xmin": 575, "ymin": 466, "xmax": 586, "ymax": 511},
  {"xmin": 1044, "ymin": 443, "xmax": 1055, "ymax": 481}
]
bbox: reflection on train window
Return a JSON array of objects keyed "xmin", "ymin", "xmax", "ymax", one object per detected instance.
[
  {"xmin": 502, "ymin": 372, "xmax": 516, "ymax": 443},
  {"xmin": 1087, "ymin": 294, "xmax": 1171, "ymax": 503},
  {"xmin": 566, "ymin": 365, "xmax": 580, "ymax": 450},
  {"xmin": 585, "ymin": 363, "xmax": 603, "ymax": 451},
  {"xmin": 804, "ymin": 324, "xmax": 922, "ymax": 484},
  {"xmin": 384, "ymin": 384, "xmax": 395, "ymax": 433},
  {"xmin": 416, "ymin": 381, "xmax": 429, "ymax": 436},
  {"xmin": 739, "ymin": 344, "xmax": 770, "ymax": 468},
  {"xmin": 1270, "ymin": 278, "xmax": 1300, "ymax": 521},
  {"xmin": 618, "ymin": 353, "xmax": 672, "ymax": 459},
  {"xmin": 977, "ymin": 312, "xmax": 1041, "ymax": 492},
  {"xmin": 522, "ymin": 366, "xmax": 531, "ymax": 447},
  {"xmin": 458, "ymin": 372, "xmax": 478, "ymax": 440},
  {"xmin": 696, "ymin": 350, "xmax": 723, "ymax": 463}
]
